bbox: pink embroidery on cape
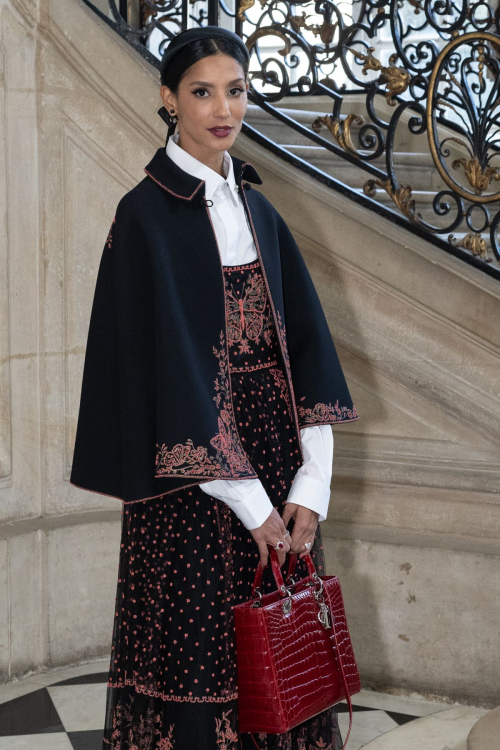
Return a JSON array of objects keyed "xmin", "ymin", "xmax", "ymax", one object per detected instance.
[
  {"xmin": 106, "ymin": 215, "xmax": 116, "ymax": 249},
  {"xmin": 144, "ymin": 167, "xmax": 204, "ymax": 201},
  {"xmin": 155, "ymin": 330, "xmax": 256, "ymax": 479},
  {"xmin": 298, "ymin": 399, "xmax": 360, "ymax": 425}
]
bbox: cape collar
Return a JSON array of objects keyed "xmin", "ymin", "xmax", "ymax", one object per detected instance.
[
  {"xmin": 144, "ymin": 146, "xmax": 263, "ymax": 201},
  {"xmin": 166, "ymin": 134, "xmax": 239, "ymax": 206}
]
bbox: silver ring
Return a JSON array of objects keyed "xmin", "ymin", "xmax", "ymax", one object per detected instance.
[
  {"xmin": 304, "ymin": 541, "xmax": 312, "ymax": 550},
  {"xmin": 274, "ymin": 540, "xmax": 285, "ymax": 551},
  {"xmin": 283, "ymin": 530, "xmax": 290, "ymax": 538}
]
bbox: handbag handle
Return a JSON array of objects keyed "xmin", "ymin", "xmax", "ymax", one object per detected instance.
[
  {"xmin": 249, "ymin": 548, "xmax": 354, "ymax": 750},
  {"xmin": 251, "ymin": 547, "xmax": 315, "ymax": 598},
  {"xmin": 285, "ymin": 551, "xmax": 299, "ymax": 581}
]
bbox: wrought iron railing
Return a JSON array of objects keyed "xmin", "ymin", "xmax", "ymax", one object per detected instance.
[{"xmin": 84, "ymin": 0, "xmax": 500, "ymax": 280}]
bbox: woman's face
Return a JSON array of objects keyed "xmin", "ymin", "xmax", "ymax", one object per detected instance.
[{"xmin": 160, "ymin": 52, "xmax": 248, "ymax": 160}]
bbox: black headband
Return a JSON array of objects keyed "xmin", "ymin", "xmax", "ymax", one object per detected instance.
[{"xmin": 159, "ymin": 26, "xmax": 250, "ymax": 83}]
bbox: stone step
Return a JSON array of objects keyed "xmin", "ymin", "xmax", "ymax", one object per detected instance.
[
  {"xmin": 245, "ymin": 103, "xmax": 350, "ymax": 146},
  {"xmin": 467, "ymin": 706, "xmax": 500, "ymax": 750},
  {"xmin": 281, "ymin": 144, "xmax": 441, "ymax": 193},
  {"xmin": 244, "ymin": 104, "xmax": 463, "ymax": 193},
  {"xmin": 361, "ymin": 704, "xmax": 488, "ymax": 750}
]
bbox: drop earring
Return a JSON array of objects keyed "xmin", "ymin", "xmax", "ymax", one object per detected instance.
[{"xmin": 157, "ymin": 105, "xmax": 178, "ymax": 147}]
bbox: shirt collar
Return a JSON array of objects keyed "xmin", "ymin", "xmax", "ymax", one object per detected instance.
[
  {"xmin": 166, "ymin": 133, "xmax": 239, "ymax": 206},
  {"xmin": 144, "ymin": 147, "xmax": 262, "ymax": 202}
]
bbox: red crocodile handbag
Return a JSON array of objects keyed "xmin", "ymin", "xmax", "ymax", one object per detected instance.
[{"xmin": 232, "ymin": 546, "xmax": 361, "ymax": 749}]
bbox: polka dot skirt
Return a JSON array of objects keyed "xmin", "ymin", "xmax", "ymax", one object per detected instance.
[{"xmin": 101, "ymin": 261, "xmax": 343, "ymax": 749}]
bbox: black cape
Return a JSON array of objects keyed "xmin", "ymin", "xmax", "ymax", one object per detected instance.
[{"xmin": 70, "ymin": 147, "xmax": 359, "ymax": 503}]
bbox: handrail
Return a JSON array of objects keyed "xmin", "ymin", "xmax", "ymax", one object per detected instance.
[{"xmin": 80, "ymin": 0, "xmax": 500, "ymax": 279}]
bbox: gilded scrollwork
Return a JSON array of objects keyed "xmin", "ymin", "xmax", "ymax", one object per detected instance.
[
  {"xmin": 426, "ymin": 33, "xmax": 500, "ymax": 205},
  {"xmin": 348, "ymin": 48, "xmax": 411, "ymax": 105},
  {"xmin": 95, "ymin": 2, "xmax": 500, "ymax": 271},
  {"xmin": 363, "ymin": 178, "xmax": 422, "ymax": 224},
  {"xmin": 449, "ymin": 233, "xmax": 489, "ymax": 260},
  {"xmin": 452, "ymin": 156, "xmax": 500, "ymax": 196},
  {"xmin": 312, "ymin": 113, "xmax": 365, "ymax": 156},
  {"xmin": 236, "ymin": 0, "xmax": 256, "ymax": 21},
  {"xmin": 288, "ymin": 14, "xmax": 339, "ymax": 46}
]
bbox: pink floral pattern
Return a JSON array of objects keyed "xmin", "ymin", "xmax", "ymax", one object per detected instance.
[
  {"xmin": 102, "ymin": 257, "xmax": 344, "ymax": 750},
  {"xmin": 245, "ymin": 703, "xmax": 343, "ymax": 749},
  {"xmin": 106, "ymin": 215, "xmax": 116, "ymax": 249},
  {"xmin": 223, "ymin": 262, "xmax": 277, "ymax": 371},
  {"xmin": 269, "ymin": 366, "xmax": 293, "ymax": 421},
  {"xmin": 215, "ymin": 709, "xmax": 240, "ymax": 748},
  {"xmin": 297, "ymin": 398, "xmax": 359, "ymax": 426},
  {"xmin": 155, "ymin": 329, "xmax": 256, "ymax": 479},
  {"xmin": 102, "ymin": 694, "xmax": 342, "ymax": 749},
  {"xmin": 103, "ymin": 696, "xmax": 175, "ymax": 749}
]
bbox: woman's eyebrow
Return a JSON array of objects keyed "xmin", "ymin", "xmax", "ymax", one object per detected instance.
[{"xmin": 188, "ymin": 78, "xmax": 245, "ymax": 86}]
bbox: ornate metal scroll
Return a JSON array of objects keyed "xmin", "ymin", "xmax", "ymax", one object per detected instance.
[{"xmin": 82, "ymin": 0, "xmax": 500, "ymax": 277}]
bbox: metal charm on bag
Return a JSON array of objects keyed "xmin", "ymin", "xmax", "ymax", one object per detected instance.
[{"xmin": 310, "ymin": 572, "xmax": 333, "ymax": 629}]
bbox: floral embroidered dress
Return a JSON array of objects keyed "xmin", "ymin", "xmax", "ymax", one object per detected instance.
[{"xmin": 101, "ymin": 259, "xmax": 344, "ymax": 750}]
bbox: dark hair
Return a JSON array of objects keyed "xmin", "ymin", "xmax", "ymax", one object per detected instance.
[{"xmin": 160, "ymin": 35, "xmax": 249, "ymax": 91}]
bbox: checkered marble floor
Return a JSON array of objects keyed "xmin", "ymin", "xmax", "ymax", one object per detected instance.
[{"xmin": 0, "ymin": 661, "xmax": 488, "ymax": 749}]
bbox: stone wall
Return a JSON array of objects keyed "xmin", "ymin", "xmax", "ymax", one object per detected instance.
[
  {"xmin": 231, "ymin": 137, "xmax": 500, "ymax": 707},
  {"xmin": 0, "ymin": 0, "xmax": 499, "ymax": 706}
]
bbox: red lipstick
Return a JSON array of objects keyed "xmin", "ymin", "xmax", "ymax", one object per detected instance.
[{"xmin": 208, "ymin": 126, "xmax": 233, "ymax": 138}]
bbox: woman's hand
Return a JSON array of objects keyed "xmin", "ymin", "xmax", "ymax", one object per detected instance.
[
  {"xmin": 249, "ymin": 507, "xmax": 291, "ymax": 568},
  {"xmin": 281, "ymin": 502, "xmax": 318, "ymax": 559}
]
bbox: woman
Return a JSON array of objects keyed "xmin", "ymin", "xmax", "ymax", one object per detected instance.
[{"xmin": 70, "ymin": 26, "xmax": 359, "ymax": 750}]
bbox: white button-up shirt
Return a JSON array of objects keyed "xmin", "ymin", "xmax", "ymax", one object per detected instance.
[{"xmin": 165, "ymin": 133, "xmax": 334, "ymax": 530}]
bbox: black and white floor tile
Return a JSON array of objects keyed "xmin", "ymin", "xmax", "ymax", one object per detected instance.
[{"xmin": 0, "ymin": 662, "xmax": 488, "ymax": 750}]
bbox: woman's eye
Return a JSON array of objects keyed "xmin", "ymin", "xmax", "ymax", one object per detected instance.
[{"xmin": 192, "ymin": 87, "xmax": 245, "ymax": 98}]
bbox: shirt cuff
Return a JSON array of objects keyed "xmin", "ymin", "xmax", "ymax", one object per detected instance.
[
  {"xmin": 285, "ymin": 473, "xmax": 331, "ymax": 522},
  {"xmin": 285, "ymin": 424, "xmax": 334, "ymax": 522},
  {"xmin": 199, "ymin": 478, "xmax": 274, "ymax": 531}
]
